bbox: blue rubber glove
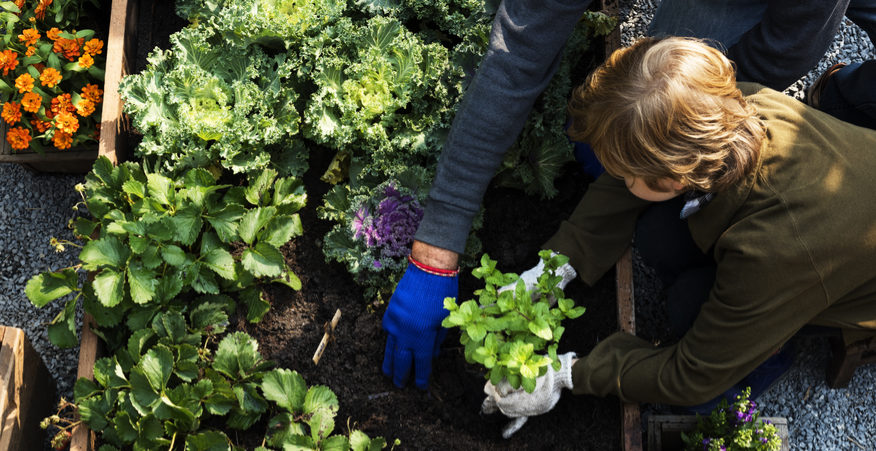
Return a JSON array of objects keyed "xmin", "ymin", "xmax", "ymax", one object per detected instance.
[{"xmin": 382, "ymin": 261, "xmax": 457, "ymax": 389}]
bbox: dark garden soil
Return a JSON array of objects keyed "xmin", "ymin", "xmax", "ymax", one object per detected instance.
[
  {"xmin": 133, "ymin": 1, "xmax": 623, "ymax": 449},
  {"xmin": 233, "ymin": 151, "xmax": 622, "ymax": 451}
]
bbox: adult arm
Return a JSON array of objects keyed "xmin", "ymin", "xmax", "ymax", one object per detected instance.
[
  {"xmin": 415, "ymin": 0, "xmax": 594, "ymax": 254},
  {"xmin": 728, "ymin": 0, "xmax": 850, "ymax": 90}
]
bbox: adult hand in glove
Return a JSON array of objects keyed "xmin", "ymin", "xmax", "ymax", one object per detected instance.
[
  {"xmin": 481, "ymin": 352, "xmax": 577, "ymax": 438},
  {"xmin": 498, "ymin": 251, "xmax": 577, "ymax": 304},
  {"xmin": 382, "ymin": 254, "xmax": 458, "ymax": 389}
]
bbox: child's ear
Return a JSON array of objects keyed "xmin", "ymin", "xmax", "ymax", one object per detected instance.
[{"xmin": 670, "ymin": 179, "xmax": 686, "ymax": 191}]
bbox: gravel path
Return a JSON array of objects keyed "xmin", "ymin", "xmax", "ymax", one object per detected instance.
[
  {"xmin": 2, "ymin": 2, "xmax": 874, "ymax": 449},
  {"xmin": 0, "ymin": 164, "xmax": 83, "ymax": 402},
  {"xmin": 620, "ymin": 1, "xmax": 876, "ymax": 449}
]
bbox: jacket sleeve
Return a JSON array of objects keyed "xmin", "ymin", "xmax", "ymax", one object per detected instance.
[
  {"xmin": 570, "ymin": 214, "xmax": 827, "ymax": 405},
  {"xmin": 727, "ymin": 0, "xmax": 849, "ymax": 90},
  {"xmin": 414, "ymin": 0, "xmax": 593, "ymax": 254},
  {"xmin": 543, "ymin": 174, "xmax": 650, "ymax": 286}
]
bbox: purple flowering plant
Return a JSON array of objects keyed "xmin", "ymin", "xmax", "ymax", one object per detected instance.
[
  {"xmin": 681, "ymin": 387, "xmax": 782, "ymax": 451},
  {"xmin": 321, "ymin": 179, "xmax": 426, "ymax": 301}
]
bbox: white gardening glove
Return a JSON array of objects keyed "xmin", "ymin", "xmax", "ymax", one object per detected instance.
[
  {"xmin": 498, "ymin": 252, "xmax": 577, "ymax": 305},
  {"xmin": 480, "ymin": 352, "xmax": 577, "ymax": 438}
]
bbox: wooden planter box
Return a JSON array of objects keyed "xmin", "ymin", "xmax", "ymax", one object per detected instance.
[
  {"xmin": 647, "ymin": 414, "xmax": 790, "ymax": 451},
  {"xmin": 0, "ymin": 326, "xmax": 57, "ymax": 451},
  {"xmin": 69, "ymin": 0, "xmax": 139, "ymax": 449},
  {"xmin": 0, "ymin": 0, "xmax": 134, "ymax": 174}
]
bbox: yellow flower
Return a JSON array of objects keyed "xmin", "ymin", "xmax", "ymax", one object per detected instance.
[
  {"xmin": 77, "ymin": 53, "xmax": 93, "ymax": 69},
  {"xmin": 52, "ymin": 131, "xmax": 72, "ymax": 150},
  {"xmin": 6, "ymin": 126, "xmax": 31, "ymax": 151},
  {"xmin": 54, "ymin": 111, "xmax": 79, "ymax": 134},
  {"xmin": 18, "ymin": 29, "xmax": 40, "ymax": 46},
  {"xmin": 1, "ymin": 102, "xmax": 22, "ymax": 125},
  {"xmin": 39, "ymin": 67, "xmax": 62, "ymax": 88},
  {"xmin": 75, "ymin": 98, "xmax": 95, "ymax": 117},
  {"xmin": 21, "ymin": 92, "xmax": 42, "ymax": 113},
  {"xmin": 14, "ymin": 73, "xmax": 34, "ymax": 93},
  {"xmin": 83, "ymin": 39, "xmax": 103, "ymax": 56}
]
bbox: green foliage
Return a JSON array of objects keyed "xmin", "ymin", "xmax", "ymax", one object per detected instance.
[
  {"xmin": 119, "ymin": 25, "xmax": 307, "ymax": 177},
  {"xmin": 75, "ymin": 308, "xmax": 393, "ymax": 450},
  {"xmin": 442, "ymin": 251, "xmax": 585, "ymax": 392},
  {"xmin": 25, "ymin": 157, "xmax": 305, "ymax": 348},
  {"xmin": 682, "ymin": 387, "xmax": 783, "ymax": 451},
  {"xmin": 493, "ymin": 14, "xmax": 615, "ymax": 197}
]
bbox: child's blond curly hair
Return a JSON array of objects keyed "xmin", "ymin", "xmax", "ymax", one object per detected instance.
[{"xmin": 567, "ymin": 36, "xmax": 765, "ymax": 192}]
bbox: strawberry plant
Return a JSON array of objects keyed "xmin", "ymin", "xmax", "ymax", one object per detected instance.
[
  {"xmin": 442, "ymin": 251, "xmax": 585, "ymax": 393},
  {"xmin": 25, "ymin": 156, "xmax": 305, "ymax": 348},
  {"xmin": 73, "ymin": 306, "xmax": 394, "ymax": 450}
]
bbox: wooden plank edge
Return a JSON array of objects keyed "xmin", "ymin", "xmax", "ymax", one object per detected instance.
[
  {"xmin": 0, "ymin": 328, "xmax": 20, "ymax": 450},
  {"xmin": 615, "ymin": 248, "xmax": 643, "ymax": 451},
  {"xmin": 72, "ymin": 0, "xmax": 135, "ymax": 448}
]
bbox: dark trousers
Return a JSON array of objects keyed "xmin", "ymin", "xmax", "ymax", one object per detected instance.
[{"xmin": 634, "ymin": 196, "xmax": 715, "ymax": 337}]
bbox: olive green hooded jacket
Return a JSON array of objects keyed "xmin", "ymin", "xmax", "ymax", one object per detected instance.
[{"xmin": 543, "ymin": 83, "xmax": 876, "ymax": 405}]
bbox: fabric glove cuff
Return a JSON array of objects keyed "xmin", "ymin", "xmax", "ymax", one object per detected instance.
[{"xmin": 555, "ymin": 352, "xmax": 577, "ymax": 391}]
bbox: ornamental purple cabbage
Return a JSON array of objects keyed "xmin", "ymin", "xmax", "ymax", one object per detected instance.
[{"xmin": 351, "ymin": 184, "xmax": 423, "ymax": 258}]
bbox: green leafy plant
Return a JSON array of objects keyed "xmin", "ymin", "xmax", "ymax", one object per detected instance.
[
  {"xmin": 682, "ymin": 387, "xmax": 783, "ymax": 451},
  {"xmin": 73, "ymin": 307, "xmax": 394, "ymax": 450},
  {"xmin": 25, "ymin": 156, "xmax": 305, "ymax": 348},
  {"xmin": 119, "ymin": 24, "xmax": 307, "ymax": 177},
  {"xmin": 442, "ymin": 250, "xmax": 585, "ymax": 392}
]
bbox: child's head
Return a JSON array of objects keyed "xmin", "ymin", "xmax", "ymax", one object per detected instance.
[{"xmin": 567, "ymin": 36, "xmax": 764, "ymax": 193}]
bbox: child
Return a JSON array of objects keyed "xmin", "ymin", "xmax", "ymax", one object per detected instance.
[{"xmin": 482, "ymin": 36, "xmax": 876, "ymax": 438}]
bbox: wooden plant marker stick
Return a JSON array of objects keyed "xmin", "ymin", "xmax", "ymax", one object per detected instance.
[{"xmin": 313, "ymin": 309, "xmax": 342, "ymax": 365}]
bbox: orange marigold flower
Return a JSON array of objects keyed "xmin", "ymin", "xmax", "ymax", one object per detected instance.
[
  {"xmin": 83, "ymin": 38, "xmax": 103, "ymax": 56},
  {"xmin": 81, "ymin": 84, "xmax": 103, "ymax": 104},
  {"xmin": 54, "ymin": 111, "xmax": 79, "ymax": 134},
  {"xmin": 51, "ymin": 93, "xmax": 75, "ymax": 115},
  {"xmin": 25, "ymin": 46, "xmax": 36, "ymax": 56},
  {"xmin": 6, "ymin": 126, "xmax": 31, "ymax": 151},
  {"xmin": 75, "ymin": 98, "xmax": 95, "ymax": 117},
  {"xmin": 30, "ymin": 119, "xmax": 51, "ymax": 133},
  {"xmin": 46, "ymin": 28, "xmax": 61, "ymax": 41},
  {"xmin": 53, "ymin": 37, "xmax": 83, "ymax": 61},
  {"xmin": 18, "ymin": 28, "xmax": 40, "ymax": 46},
  {"xmin": 14, "ymin": 0, "xmax": 25, "ymax": 11},
  {"xmin": 77, "ymin": 53, "xmax": 93, "ymax": 69},
  {"xmin": 0, "ymin": 50, "xmax": 19, "ymax": 75},
  {"xmin": 35, "ymin": 0, "xmax": 52, "ymax": 20},
  {"xmin": 14, "ymin": 73, "xmax": 34, "ymax": 93},
  {"xmin": 39, "ymin": 67, "xmax": 62, "ymax": 87},
  {"xmin": 52, "ymin": 130, "xmax": 72, "ymax": 150},
  {"xmin": 2, "ymin": 102, "xmax": 22, "ymax": 125},
  {"xmin": 21, "ymin": 92, "xmax": 42, "ymax": 113}
]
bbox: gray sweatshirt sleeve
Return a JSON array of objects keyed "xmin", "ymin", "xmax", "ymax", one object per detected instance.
[
  {"xmin": 414, "ymin": 0, "xmax": 593, "ymax": 254},
  {"xmin": 727, "ymin": 0, "xmax": 849, "ymax": 91}
]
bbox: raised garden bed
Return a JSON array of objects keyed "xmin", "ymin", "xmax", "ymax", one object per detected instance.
[
  {"xmin": 65, "ymin": 0, "xmax": 628, "ymax": 449},
  {"xmin": 0, "ymin": 325, "xmax": 56, "ymax": 451},
  {"xmin": 647, "ymin": 414, "xmax": 790, "ymax": 451},
  {"xmin": 0, "ymin": 0, "xmax": 131, "ymax": 174}
]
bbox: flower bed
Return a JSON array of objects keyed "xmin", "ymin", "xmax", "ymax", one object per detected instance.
[{"xmin": 0, "ymin": 0, "xmax": 112, "ymax": 173}]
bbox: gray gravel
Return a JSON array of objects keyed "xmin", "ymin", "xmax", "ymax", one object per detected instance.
[
  {"xmin": 0, "ymin": 164, "xmax": 83, "ymax": 403},
  {"xmin": 621, "ymin": 1, "xmax": 876, "ymax": 449}
]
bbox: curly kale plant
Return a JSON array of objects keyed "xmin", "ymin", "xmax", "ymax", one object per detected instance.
[
  {"xmin": 119, "ymin": 24, "xmax": 306, "ymax": 177},
  {"xmin": 319, "ymin": 176, "xmax": 425, "ymax": 301},
  {"xmin": 74, "ymin": 307, "xmax": 394, "ymax": 450},
  {"xmin": 25, "ymin": 157, "xmax": 305, "ymax": 348},
  {"xmin": 682, "ymin": 387, "xmax": 783, "ymax": 451},
  {"xmin": 177, "ymin": 0, "xmax": 347, "ymax": 49},
  {"xmin": 303, "ymin": 15, "xmax": 463, "ymax": 182},
  {"xmin": 442, "ymin": 251, "xmax": 585, "ymax": 393}
]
